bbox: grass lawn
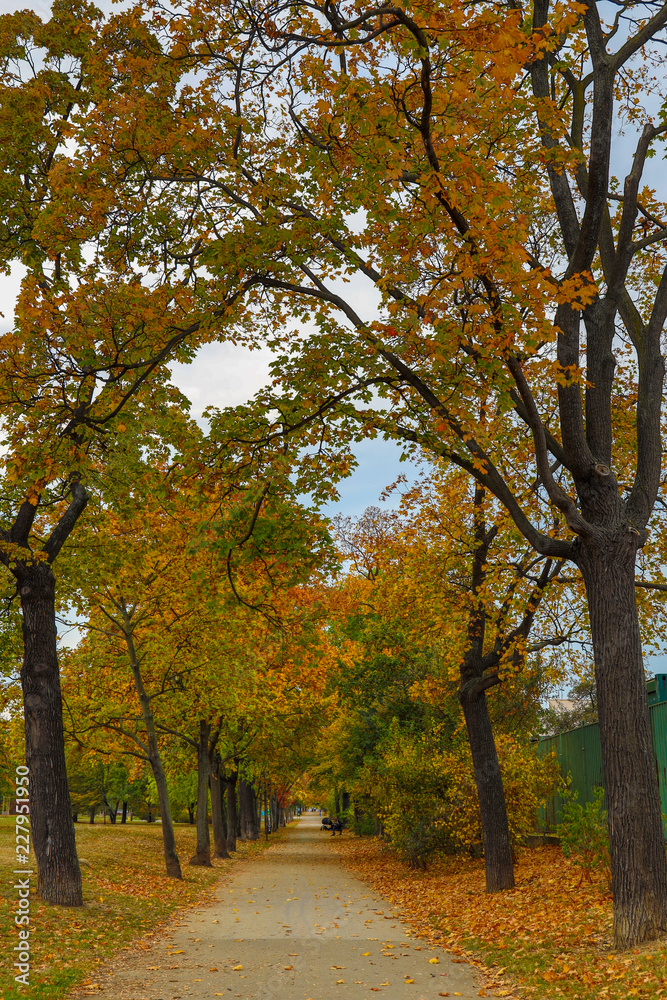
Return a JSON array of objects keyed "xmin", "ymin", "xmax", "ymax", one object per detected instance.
[
  {"xmin": 0, "ymin": 815, "xmax": 280, "ymax": 1000},
  {"xmin": 335, "ymin": 837, "xmax": 667, "ymax": 999}
]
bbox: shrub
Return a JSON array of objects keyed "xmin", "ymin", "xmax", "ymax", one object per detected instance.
[
  {"xmin": 350, "ymin": 808, "xmax": 376, "ymax": 836},
  {"xmin": 368, "ymin": 722, "xmax": 559, "ymax": 869},
  {"xmin": 557, "ymin": 784, "xmax": 611, "ymax": 887}
]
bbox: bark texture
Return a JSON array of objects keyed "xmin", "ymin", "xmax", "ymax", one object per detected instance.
[
  {"xmin": 210, "ymin": 765, "xmax": 229, "ymax": 859},
  {"xmin": 459, "ymin": 676, "xmax": 514, "ymax": 892},
  {"xmin": 123, "ymin": 617, "xmax": 182, "ymax": 879},
  {"xmin": 578, "ymin": 532, "xmax": 667, "ymax": 945},
  {"xmin": 18, "ymin": 561, "xmax": 83, "ymax": 905},
  {"xmin": 190, "ymin": 720, "xmax": 212, "ymax": 866},
  {"xmin": 226, "ymin": 772, "xmax": 238, "ymax": 853},
  {"xmin": 149, "ymin": 751, "xmax": 182, "ymax": 878},
  {"xmin": 239, "ymin": 777, "xmax": 259, "ymax": 840}
]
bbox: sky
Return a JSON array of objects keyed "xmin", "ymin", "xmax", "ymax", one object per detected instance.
[
  {"xmin": 1, "ymin": 263, "xmax": 414, "ymax": 518},
  {"xmin": 168, "ymin": 341, "xmax": 419, "ymax": 518},
  {"xmin": 2, "ymin": 0, "xmax": 667, "ymax": 674}
]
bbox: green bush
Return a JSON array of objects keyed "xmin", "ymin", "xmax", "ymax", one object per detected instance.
[
  {"xmin": 350, "ymin": 809, "xmax": 376, "ymax": 836},
  {"xmin": 557, "ymin": 784, "xmax": 611, "ymax": 887}
]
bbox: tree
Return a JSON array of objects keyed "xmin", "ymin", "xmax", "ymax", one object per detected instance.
[
  {"xmin": 332, "ymin": 484, "xmax": 576, "ymax": 886},
  {"xmin": 0, "ymin": 1, "xmax": 240, "ymax": 904},
  {"xmin": 89, "ymin": 0, "xmax": 667, "ymax": 946},
  {"xmin": 13, "ymin": 0, "xmax": 667, "ymax": 944}
]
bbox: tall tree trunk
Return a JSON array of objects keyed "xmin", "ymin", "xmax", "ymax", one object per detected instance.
[
  {"xmin": 248, "ymin": 781, "xmax": 259, "ymax": 839},
  {"xmin": 458, "ymin": 485, "xmax": 515, "ymax": 893},
  {"xmin": 89, "ymin": 808, "xmax": 95, "ymax": 824},
  {"xmin": 226, "ymin": 771, "xmax": 238, "ymax": 853},
  {"xmin": 121, "ymin": 801, "xmax": 127, "ymax": 824},
  {"xmin": 210, "ymin": 762, "xmax": 229, "ymax": 859},
  {"xmin": 148, "ymin": 750, "xmax": 181, "ymax": 876},
  {"xmin": 254, "ymin": 784, "xmax": 261, "ymax": 837},
  {"xmin": 2, "ymin": 488, "xmax": 89, "ymax": 906},
  {"xmin": 459, "ymin": 676, "xmax": 514, "ymax": 892},
  {"xmin": 238, "ymin": 776, "xmax": 249, "ymax": 841},
  {"xmin": 235, "ymin": 771, "xmax": 242, "ymax": 838},
  {"xmin": 264, "ymin": 784, "xmax": 269, "ymax": 839},
  {"xmin": 17, "ymin": 561, "xmax": 83, "ymax": 906},
  {"xmin": 578, "ymin": 534, "xmax": 667, "ymax": 947},
  {"xmin": 239, "ymin": 777, "xmax": 259, "ymax": 841},
  {"xmin": 190, "ymin": 720, "xmax": 212, "ymax": 866},
  {"xmin": 122, "ymin": 616, "xmax": 182, "ymax": 879}
]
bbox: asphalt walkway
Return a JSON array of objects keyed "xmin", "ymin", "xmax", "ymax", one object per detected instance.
[{"xmin": 93, "ymin": 813, "xmax": 481, "ymax": 999}]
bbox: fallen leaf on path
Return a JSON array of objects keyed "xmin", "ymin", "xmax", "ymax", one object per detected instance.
[{"xmin": 232, "ymin": 964, "xmax": 243, "ymax": 970}]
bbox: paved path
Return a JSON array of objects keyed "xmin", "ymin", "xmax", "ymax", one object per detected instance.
[{"xmin": 97, "ymin": 814, "xmax": 481, "ymax": 999}]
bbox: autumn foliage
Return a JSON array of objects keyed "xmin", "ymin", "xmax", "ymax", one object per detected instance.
[{"xmin": 334, "ymin": 837, "xmax": 667, "ymax": 1000}]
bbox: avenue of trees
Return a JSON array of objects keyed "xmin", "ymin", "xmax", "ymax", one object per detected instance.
[{"xmin": 1, "ymin": 0, "xmax": 667, "ymax": 951}]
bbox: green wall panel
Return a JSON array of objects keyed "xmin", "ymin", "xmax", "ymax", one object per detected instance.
[{"xmin": 538, "ymin": 687, "xmax": 667, "ymax": 839}]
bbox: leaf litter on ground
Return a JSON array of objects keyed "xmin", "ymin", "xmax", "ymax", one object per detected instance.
[
  {"xmin": 0, "ymin": 817, "xmax": 283, "ymax": 1000},
  {"xmin": 332, "ymin": 835, "xmax": 667, "ymax": 999}
]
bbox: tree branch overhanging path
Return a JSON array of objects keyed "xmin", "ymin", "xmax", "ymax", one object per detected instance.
[
  {"xmin": 3, "ymin": 0, "xmax": 667, "ymax": 954},
  {"xmin": 97, "ymin": 0, "xmax": 667, "ymax": 947}
]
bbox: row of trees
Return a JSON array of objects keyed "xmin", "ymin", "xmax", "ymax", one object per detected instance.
[{"xmin": 1, "ymin": 0, "xmax": 667, "ymax": 950}]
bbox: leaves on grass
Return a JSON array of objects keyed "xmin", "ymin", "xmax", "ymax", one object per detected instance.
[
  {"xmin": 333, "ymin": 838, "xmax": 667, "ymax": 1000},
  {"xmin": 0, "ymin": 820, "xmax": 281, "ymax": 1000}
]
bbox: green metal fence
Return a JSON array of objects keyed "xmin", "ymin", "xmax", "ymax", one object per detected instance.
[{"xmin": 538, "ymin": 676, "xmax": 667, "ymax": 838}]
